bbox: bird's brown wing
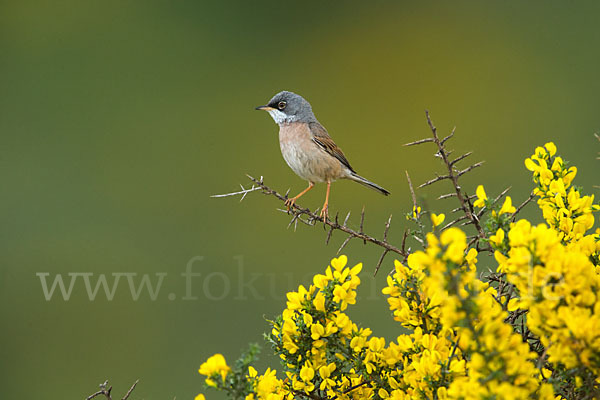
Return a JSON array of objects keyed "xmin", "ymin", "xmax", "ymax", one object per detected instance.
[{"xmin": 309, "ymin": 121, "xmax": 355, "ymax": 173}]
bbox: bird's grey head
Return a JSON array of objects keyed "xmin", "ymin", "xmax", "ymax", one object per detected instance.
[{"xmin": 256, "ymin": 91, "xmax": 317, "ymax": 125}]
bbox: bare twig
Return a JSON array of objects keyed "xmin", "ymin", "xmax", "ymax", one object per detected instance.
[
  {"xmin": 512, "ymin": 191, "xmax": 536, "ymax": 222},
  {"xmin": 404, "ymin": 137, "xmax": 435, "ymax": 146},
  {"xmin": 86, "ymin": 381, "xmax": 112, "ymax": 400},
  {"xmin": 86, "ymin": 380, "xmax": 138, "ymax": 400},
  {"xmin": 418, "ymin": 174, "xmax": 451, "ymax": 188},
  {"xmin": 422, "ymin": 111, "xmax": 486, "ymax": 239},
  {"xmin": 438, "ymin": 193, "xmax": 477, "ymax": 201},
  {"xmin": 337, "ymin": 236, "xmax": 353, "ymax": 255},
  {"xmin": 400, "ymin": 229, "xmax": 409, "ymax": 263},
  {"xmin": 359, "ymin": 206, "xmax": 366, "ymax": 245},
  {"xmin": 219, "ymin": 175, "xmax": 407, "ymax": 267},
  {"xmin": 405, "ymin": 171, "xmax": 417, "ymax": 209},
  {"xmin": 456, "ymin": 161, "xmax": 484, "ymax": 177},
  {"xmin": 441, "ymin": 127, "xmax": 455, "ymax": 145},
  {"xmin": 450, "ymin": 151, "xmax": 473, "ymax": 166},
  {"xmin": 374, "ymin": 215, "xmax": 393, "ymax": 276},
  {"xmin": 211, "ymin": 178, "xmax": 263, "ymax": 202},
  {"xmin": 121, "ymin": 380, "xmax": 139, "ymax": 400},
  {"xmin": 441, "ymin": 215, "xmax": 469, "ymax": 230}
]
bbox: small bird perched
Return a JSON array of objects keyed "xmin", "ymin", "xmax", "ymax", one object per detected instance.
[{"xmin": 256, "ymin": 91, "xmax": 390, "ymax": 220}]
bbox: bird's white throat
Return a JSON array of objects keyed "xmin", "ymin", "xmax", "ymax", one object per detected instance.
[{"xmin": 267, "ymin": 109, "xmax": 298, "ymax": 125}]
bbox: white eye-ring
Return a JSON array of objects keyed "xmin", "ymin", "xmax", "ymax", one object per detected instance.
[{"xmin": 277, "ymin": 101, "xmax": 287, "ymax": 110}]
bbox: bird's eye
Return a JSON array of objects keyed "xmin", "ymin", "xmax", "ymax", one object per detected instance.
[{"xmin": 277, "ymin": 101, "xmax": 287, "ymax": 110}]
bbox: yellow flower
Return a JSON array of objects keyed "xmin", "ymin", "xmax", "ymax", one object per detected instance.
[
  {"xmin": 313, "ymin": 292, "xmax": 326, "ymax": 312},
  {"xmin": 332, "ymin": 283, "xmax": 356, "ymax": 311},
  {"xmin": 490, "ymin": 228, "xmax": 505, "ymax": 246},
  {"xmin": 195, "ymin": 394, "xmax": 206, "ymax": 400},
  {"xmin": 525, "ymin": 157, "xmax": 538, "ymax": 172},
  {"xmin": 310, "ymin": 323, "xmax": 325, "ymax": 340},
  {"xmin": 319, "ymin": 362, "xmax": 336, "ymax": 379},
  {"xmin": 330, "ymin": 255, "xmax": 348, "ymax": 271},
  {"xmin": 248, "ymin": 366, "xmax": 258, "ymax": 378},
  {"xmin": 350, "ymin": 336, "xmax": 367, "ymax": 352},
  {"xmin": 412, "ymin": 205, "xmax": 422, "ymax": 219},
  {"xmin": 286, "ymin": 285, "xmax": 308, "ymax": 310},
  {"xmin": 368, "ymin": 336, "xmax": 386, "ymax": 352},
  {"xmin": 544, "ymin": 142, "xmax": 557, "ymax": 156},
  {"xmin": 473, "ymin": 185, "xmax": 487, "ymax": 208},
  {"xmin": 312, "ymin": 273, "xmax": 330, "ymax": 289},
  {"xmin": 499, "ymin": 196, "xmax": 516, "ymax": 215},
  {"xmin": 431, "ymin": 213, "xmax": 445, "ymax": 227},
  {"xmin": 466, "ymin": 248, "xmax": 478, "ymax": 264},
  {"xmin": 299, "ymin": 364, "xmax": 315, "ymax": 382},
  {"xmin": 199, "ymin": 354, "xmax": 231, "ymax": 381}
]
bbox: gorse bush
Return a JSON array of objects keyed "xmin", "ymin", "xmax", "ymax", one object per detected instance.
[{"xmin": 197, "ymin": 142, "xmax": 599, "ymax": 400}]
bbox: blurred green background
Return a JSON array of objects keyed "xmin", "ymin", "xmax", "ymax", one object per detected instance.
[{"xmin": 1, "ymin": 1, "xmax": 599, "ymax": 398}]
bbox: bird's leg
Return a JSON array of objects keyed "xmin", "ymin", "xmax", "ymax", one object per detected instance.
[
  {"xmin": 319, "ymin": 181, "xmax": 331, "ymax": 221},
  {"xmin": 285, "ymin": 182, "xmax": 314, "ymax": 211}
]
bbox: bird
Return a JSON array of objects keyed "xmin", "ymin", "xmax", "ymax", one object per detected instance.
[{"xmin": 256, "ymin": 90, "xmax": 390, "ymax": 220}]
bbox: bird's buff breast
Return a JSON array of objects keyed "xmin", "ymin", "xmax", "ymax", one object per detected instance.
[{"xmin": 279, "ymin": 122, "xmax": 344, "ymax": 183}]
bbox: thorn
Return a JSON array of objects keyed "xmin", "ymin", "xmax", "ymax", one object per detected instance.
[
  {"xmin": 438, "ymin": 192, "xmax": 458, "ymax": 200},
  {"xmin": 419, "ymin": 174, "xmax": 451, "ymax": 188},
  {"xmin": 492, "ymin": 186, "xmax": 512, "ymax": 205},
  {"xmin": 512, "ymin": 191, "xmax": 536, "ymax": 222},
  {"xmin": 343, "ymin": 211, "xmax": 351, "ymax": 227},
  {"xmin": 383, "ymin": 214, "xmax": 392, "ymax": 241},
  {"xmin": 337, "ymin": 236, "xmax": 352, "ymax": 254},
  {"xmin": 360, "ymin": 206, "xmax": 366, "ymax": 244},
  {"xmin": 287, "ymin": 213, "xmax": 300, "ymax": 230},
  {"xmin": 457, "ymin": 161, "xmax": 484, "ymax": 176},
  {"xmin": 374, "ymin": 249, "xmax": 389, "ymax": 276},
  {"xmin": 450, "ymin": 151, "xmax": 473, "ymax": 166},
  {"xmin": 440, "ymin": 127, "xmax": 455, "ymax": 145},
  {"xmin": 442, "ymin": 215, "xmax": 471, "ymax": 231},
  {"xmin": 401, "ymin": 229, "xmax": 409, "ymax": 253},
  {"xmin": 425, "ymin": 110, "xmax": 436, "ymax": 136},
  {"xmin": 325, "ymin": 224, "xmax": 334, "ymax": 245},
  {"xmin": 405, "ymin": 171, "xmax": 418, "ymax": 210},
  {"xmin": 404, "ymin": 137, "xmax": 435, "ymax": 146}
]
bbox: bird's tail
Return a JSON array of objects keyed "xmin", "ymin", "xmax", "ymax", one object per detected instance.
[{"xmin": 348, "ymin": 173, "xmax": 390, "ymax": 196}]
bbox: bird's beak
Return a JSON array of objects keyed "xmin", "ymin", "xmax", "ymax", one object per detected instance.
[{"xmin": 255, "ymin": 105, "xmax": 274, "ymax": 111}]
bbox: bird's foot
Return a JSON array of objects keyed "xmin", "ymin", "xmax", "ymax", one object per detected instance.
[
  {"xmin": 319, "ymin": 204, "xmax": 329, "ymax": 221},
  {"xmin": 284, "ymin": 197, "xmax": 296, "ymax": 212}
]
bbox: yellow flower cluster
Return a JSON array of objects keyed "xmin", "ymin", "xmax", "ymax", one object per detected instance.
[
  {"xmin": 496, "ymin": 219, "xmax": 600, "ymax": 376},
  {"xmin": 197, "ymin": 141, "xmax": 599, "ymax": 400},
  {"xmin": 385, "ymin": 229, "xmax": 553, "ymax": 399},
  {"xmin": 525, "ymin": 142, "xmax": 599, "ymax": 242},
  {"xmin": 270, "ymin": 256, "xmax": 374, "ymax": 399}
]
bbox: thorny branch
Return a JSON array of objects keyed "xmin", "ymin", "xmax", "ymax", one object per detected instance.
[
  {"xmin": 214, "ymin": 112, "xmax": 534, "ymax": 273},
  {"xmin": 85, "ymin": 380, "xmax": 139, "ymax": 400},
  {"xmin": 405, "ymin": 111, "xmax": 486, "ymax": 247},
  {"xmin": 239, "ymin": 175, "xmax": 407, "ymax": 275}
]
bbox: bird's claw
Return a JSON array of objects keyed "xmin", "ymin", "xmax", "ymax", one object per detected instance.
[
  {"xmin": 319, "ymin": 205, "xmax": 329, "ymax": 221},
  {"xmin": 284, "ymin": 198, "xmax": 296, "ymax": 212}
]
